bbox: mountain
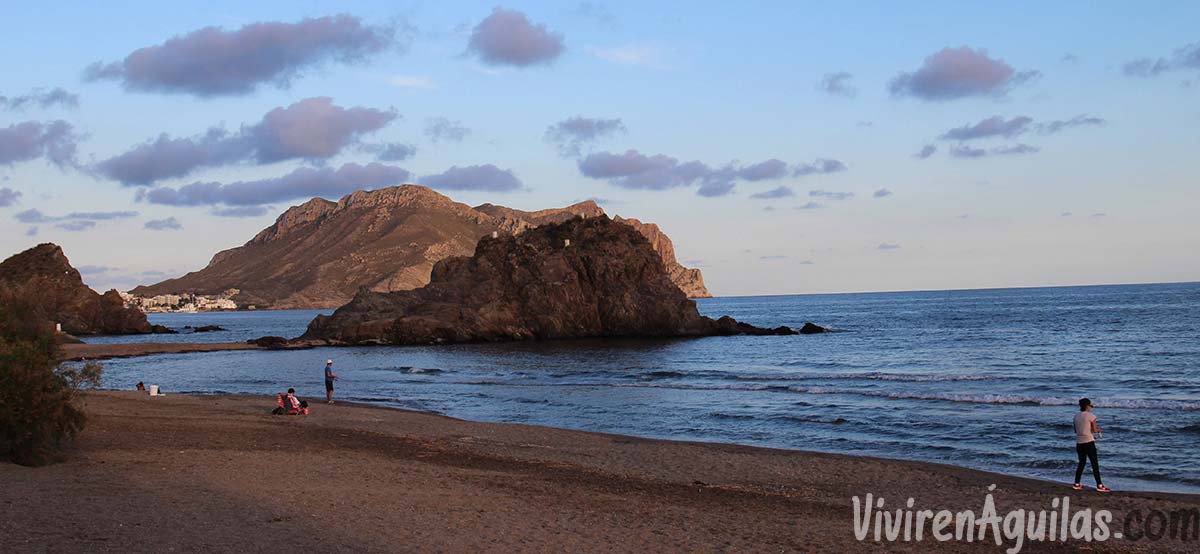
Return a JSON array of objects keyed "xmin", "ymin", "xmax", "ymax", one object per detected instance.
[
  {"xmin": 301, "ymin": 216, "xmax": 789, "ymax": 345},
  {"xmin": 133, "ymin": 185, "xmax": 710, "ymax": 308},
  {"xmin": 0, "ymin": 243, "xmax": 157, "ymax": 335}
]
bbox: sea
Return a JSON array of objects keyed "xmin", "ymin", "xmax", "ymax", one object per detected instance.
[{"xmin": 84, "ymin": 282, "xmax": 1200, "ymax": 493}]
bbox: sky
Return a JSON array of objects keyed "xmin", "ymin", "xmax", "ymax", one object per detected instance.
[{"xmin": 1, "ymin": 1, "xmax": 1197, "ymax": 296}]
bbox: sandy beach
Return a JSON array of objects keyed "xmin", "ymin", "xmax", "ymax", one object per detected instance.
[{"xmin": 2, "ymin": 392, "xmax": 1196, "ymax": 553}]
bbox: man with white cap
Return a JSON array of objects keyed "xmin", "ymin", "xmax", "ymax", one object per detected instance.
[{"xmin": 324, "ymin": 359, "xmax": 338, "ymax": 404}]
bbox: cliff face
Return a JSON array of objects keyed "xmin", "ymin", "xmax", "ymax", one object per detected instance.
[
  {"xmin": 613, "ymin": 216, "xmax": 711, "ymax": 298},
  {"xmin": 301, "ymin": 216, "xmax": 789, "ymax": 345},
  {"xmin": 0, "ymin": 243, "xmax": 154, "ymax": 335},
  {"xmin": 133, "ymin": 185, "xmax": 710, "ymax": 308}
]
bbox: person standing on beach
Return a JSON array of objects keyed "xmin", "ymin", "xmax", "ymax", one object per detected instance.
[
  {"xmin": 1073, "ymin": 398, "xmax": 1112, "ymax": 492},
  {"xmin": 324, "ymin": 357, "xmax": 338, "ymax": 405}
]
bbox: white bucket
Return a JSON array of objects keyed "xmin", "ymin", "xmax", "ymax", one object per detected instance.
[{"xmin": 149, "ymin": 385, "xmax": 162, "ymax": 396}]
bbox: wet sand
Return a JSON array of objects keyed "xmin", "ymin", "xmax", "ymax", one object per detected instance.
[
  {"xmin": 1, "ymin": 391, "xmax": 1196, "ymax": 553},
  {"xmin": 60, "ymin": 341, "xmax": 264, "ymax": 360}
]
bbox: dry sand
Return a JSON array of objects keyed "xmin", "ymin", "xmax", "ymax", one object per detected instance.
[{"xmin": 2, "ymin": 392, "xmax": 1196, "ymax": 553}]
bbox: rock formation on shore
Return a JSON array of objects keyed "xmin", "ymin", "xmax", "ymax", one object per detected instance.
[
  {"xmin": 0, "ymin": 243, "xmax": 158, "ymax": 335},
  {"xmin": 131, "ymin": 185, "xmax": 710, "ymax": 309},
  {"xmin": 301, "ymin": 216, "xmax": 792, "ymax": 345}
]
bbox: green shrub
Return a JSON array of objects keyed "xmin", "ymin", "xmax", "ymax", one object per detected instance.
[{"xmin": 0, "ymin": 298, "xmax": 102, "ymax": 466}]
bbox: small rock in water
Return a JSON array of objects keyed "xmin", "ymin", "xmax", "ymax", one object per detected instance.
[{"xmin": 798, "ymin": 322, "xmax": 829, "ymax": 334}]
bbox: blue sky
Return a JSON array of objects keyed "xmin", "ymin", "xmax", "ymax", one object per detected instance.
[{"xmin": 1, "ymin": 1, "xmax": 1197, "ymax": 295}]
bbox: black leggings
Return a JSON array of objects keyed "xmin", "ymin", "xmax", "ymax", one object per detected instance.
[{"xmin": 1075, "ymin": 441, "xmax": 1102, "ymax": 485}]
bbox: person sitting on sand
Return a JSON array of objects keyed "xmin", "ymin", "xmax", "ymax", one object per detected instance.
[
  {"xmin": 1073, "ymin": 397, "xmax": 1111, "ymax": 492},
  {"xmin": 284, "ymin": 388, "xmax": 309, "ymax": 415},
  {"xmin": 324, "ymin": 359, "xmax": 338, "ymax": 404},
  {"xmin": 136, "ymin": 381, "xmax": 145, "ymax": 391}
]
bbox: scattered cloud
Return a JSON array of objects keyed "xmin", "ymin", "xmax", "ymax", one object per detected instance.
[
  {"xmin": 759, "ymin": 255, "xmax": 788, "ymax": 260},
  {"xmin": 797, "ymin": 260, "xmax": 816, "ymax": 265},
  {"xmin": 913, "ymin": 144, "xmax": 937, "ymax": 159},
  {"xmin": 95, "ymin": 97, "xmax": 396, "ymax": 186},
  {"xmin": 84, "ymin": 15, "xmax": 399, "ymax": 96},
  {"xmin": 809, "ymin": 190, "xmax": 854, "ymax": 201},
  {"xmin": 749, "ymin": 186, "xmax": 794, "ymax": 199},
  {"xmin": 873, "ymin": 188, "xmax": 892, "ymax": 198},
  {"xmin": 0, "ymin": 87, "xmax": 79, "ymax": 111},
  {"xmin": 1037, "ymin": 114, "xmax": 1105, "ymax": 135},
  {"xmin": 736, "ymin": 159, "xmax": 789, "ymax": 181},
  {"xmin": 877, "ymin": 243, "xmax": 901, "ymax": 250},
  {"xmin": 76, "ymin": 265, "xmax": 114, "ymax": 276},
  {"xmin": 578, "ymin": 150, "xmax": 801, "ymax": 197},
  {"xmin": 1123, "ymin": 42, "xmax": 1200, "ymax": 77},
  {"xmin": 793, "ymin": 158, "xmax": 847, "ymax": 177},
  {"xmin": 578, "ymin": 149, "xmax": 711, "ymax": 191},
  {"xmin": 140, "ymin": 162, "xmax": 411, "ymax": 207},
  {"xmin": 949, "ymin": 143, "xmax": 1039, "ymax": 159},
  {"xmin": 817, "ymin": 72, "xmax": 856, "ymax": 97},
  {"xmin": 419, "ymin": 164, "xmax": 522, "ymax": 192},
  {"xmin": 1061, "ymin": 53, "xmax": 1080, "ymax": 64},
  {"xmin": 387, "ymin": 75, "xmax": 435, "ymax": 89},
  {"xmin": 144, "ymin": 217, "xmax": 182, "ymax": 230},
  {"xmin": 1060, "ymin": 212, "xmax": 1073, "ymax": 217},
  {"xmin": 0, "ymin": 187, "xmax": 21, "ymax": 206},
  {"xmin": 991, "ymin": 144, "xmax": 1040, "ymax": 155},
  {"xmin": 889, "ymin": 46, "xmax": 1039, "ymax": 100},
  {"xmin": 0, "ymin": 120, "xmax": 80, "ymax": 168},
  {"xmin": 424, "ymin": 117, "xmax": 471, "ymax": 143},
  {"xmin": 1091, "ymin": 212, "xmax": 1107, "ymax": 218},
  {"xmin": 545, "ymin": 116, "xmax": 626, "ymax": 157},
  {"xmin": 948, "ymin": 144, "xmax": 987, "ymax": 159},
  {"xmin": 15, "ymin": 208, "xmax": 137, "ymax": 232},
  {"xmin": 795, "ymin": 201, "xmax": 824, "ymax": 210},
  {"xmin": 940, "ymin": 115, "xmax": 1032, "ymax": 141},
  {"xmin": 466, "ymin": 8, "xmax": 564, "ymax": 67},
  {"xmin": 362, "ymin": 142, "xmax": 417, "ymax": 162},
  {"xmin": 56, "ymin": 220, "xmax": 96, "ymax": 232},
  {"xmin": 211, "ymin": 206, "xmax": 270, "ymax": 218}
]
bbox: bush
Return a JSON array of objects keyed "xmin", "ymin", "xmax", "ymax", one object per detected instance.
[{"xmin": 0, "ymin": 298, "xmax": 102, "ymax": 465}]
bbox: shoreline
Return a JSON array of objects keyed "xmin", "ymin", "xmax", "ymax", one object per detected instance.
[
  {"xmin": 60, "ymin": 341, "xmax": 265, "ymax": 360},
  {"xmin": 3, "ymin": 391, "xmax": 1197, "ymax": 552}
]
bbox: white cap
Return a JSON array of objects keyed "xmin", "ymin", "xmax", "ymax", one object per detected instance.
[{"xmin": 327, "ymin": 359, "xmax": 333, "ymax": 364}]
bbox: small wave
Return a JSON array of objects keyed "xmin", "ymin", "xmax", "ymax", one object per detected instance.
[
  {"xmin": 786, "ymin": 387, "xmax": 1200, "ymax": 410},
  {"xmin": 770, "ymin": 415, "xmax": 849, "ymax": 425},
  {"xmin": 636, "ymin": 371, "xmax": 685, "ymax": 380},
  {"xmin": 708, "ymin": 412, "xmax": 755, "ymax": 420},
  {"xmin": 402, "ymin": 367, "xmax": 443, "ymax": 374},
  {"xmin": 1179, "ymin": 424, "xmax": 1200, "ymax": 435}
]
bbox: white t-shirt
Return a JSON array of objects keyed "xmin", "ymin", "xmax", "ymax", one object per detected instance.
[{"xmin": 1074, "ymin": 411, "xmax": 1097, "ymax": 444}]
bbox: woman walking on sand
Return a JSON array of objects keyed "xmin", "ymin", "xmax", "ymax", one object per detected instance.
[{"xmin": 1073, "ymin": 397, "xmax": 1112, "ymax": 492}]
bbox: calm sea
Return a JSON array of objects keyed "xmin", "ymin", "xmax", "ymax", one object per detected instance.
[{"xmin": 85, "ymin": 282, "xmax": 1200, "ymax": 493}]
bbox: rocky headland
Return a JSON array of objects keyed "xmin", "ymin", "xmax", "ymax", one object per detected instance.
[
  {"xmin": 132, "ymin": 185, "xmax": 710, "ymax": 309},
  {"xmin": 300, "ymin": 216, "xmax": 794, "ymax": 345},
  {"xmin": 0, "ymin": 243, "xmax": 163, "ymax": 336}
]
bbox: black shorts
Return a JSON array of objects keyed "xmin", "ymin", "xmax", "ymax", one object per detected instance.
[{"xmin": 325, "ymin": 380, "xmax": 334, "ymax": 392}]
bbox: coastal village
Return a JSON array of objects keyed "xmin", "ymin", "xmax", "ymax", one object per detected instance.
[{"xmin": 120, "ymin": 289, "xmax": 241, "ymax": 313}]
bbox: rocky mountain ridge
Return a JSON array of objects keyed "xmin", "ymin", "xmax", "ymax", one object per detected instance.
[{"xmin": 133, "ymin": 185, "xmax": 710, "ymax": 308}]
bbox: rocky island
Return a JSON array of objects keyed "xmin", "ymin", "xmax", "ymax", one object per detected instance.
[
  {"xmin": 0, "ymin": 243, "xmax": 165, "ymax": 336},
  {"xmin": 301, "ymin": 216, "xmax": 795, "ymax": 345},
  {"xmin": 131, "ymin": 185, "xmax": 710, "ymax": 309}
]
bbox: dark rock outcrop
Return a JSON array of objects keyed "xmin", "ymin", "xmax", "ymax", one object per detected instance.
[
  {"xmin": 185, "ymin": 325, "xmax": 225, "ymax": 333},
  {"xmin": 132, "ymin": 185, "xmax": 710, "ymax": 309},
  {"xmin": 301, "ymin": 216, "xmax": 792, "ymax": 346},
  {"xmin": 247, "ymin": 336, "xmax": 289, "ymax": 349},
  {"xmin": 799, "ymin": 322, "xmax": 829, "ymax": 334},
  {"xmin": 0, "ymin": 243, "xmax": 155, "ymax": 335}
]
